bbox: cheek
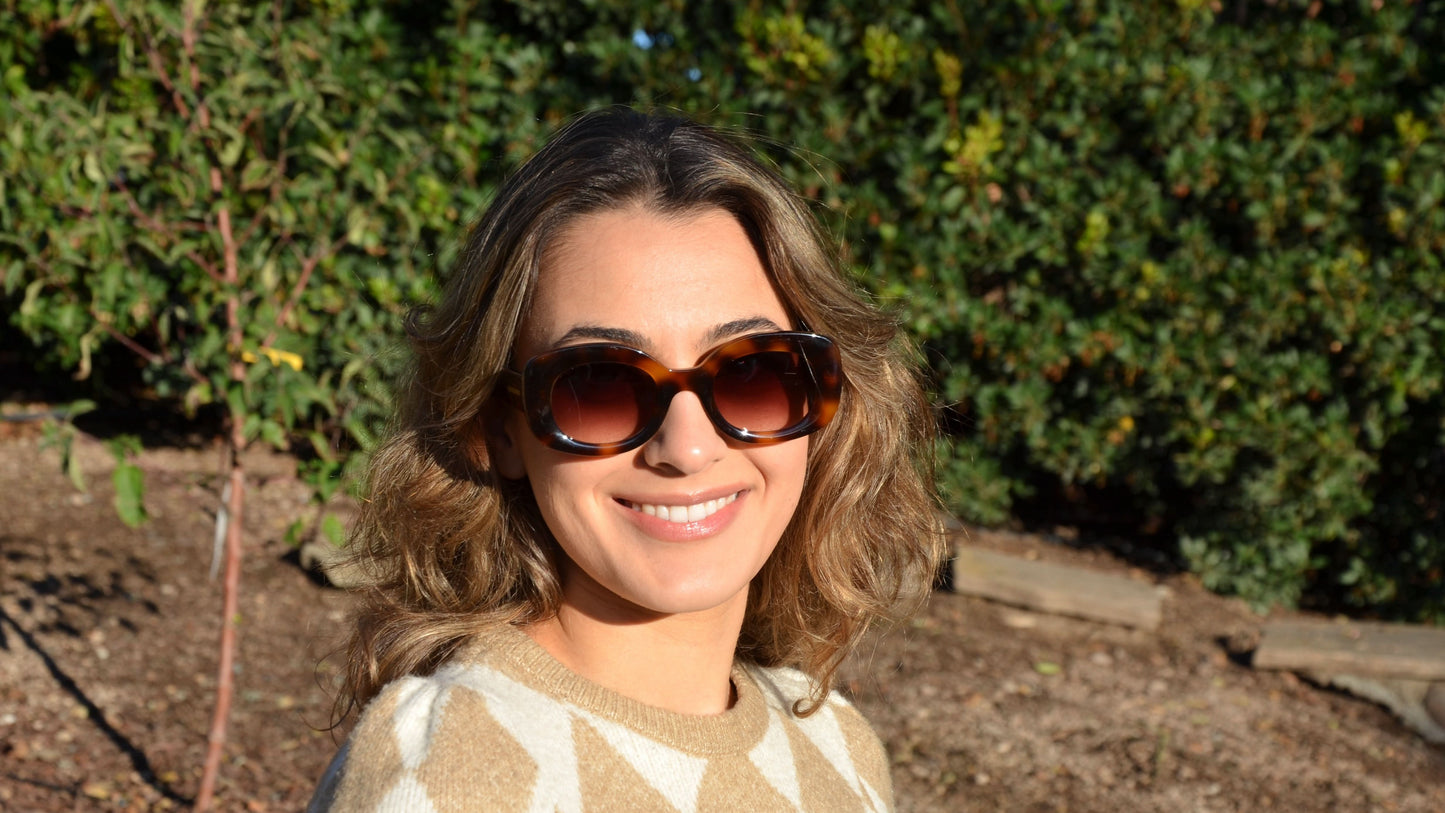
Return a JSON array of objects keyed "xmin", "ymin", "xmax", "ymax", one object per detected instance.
[
  {"xmin": 517, "ymin": 446, "xmax": 613, "ymax": 527},
  {"xmin": 760, "ymin": 440, "xmax": 811, "ymax": 516}
]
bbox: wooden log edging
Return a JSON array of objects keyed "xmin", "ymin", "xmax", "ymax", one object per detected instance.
[
  {"xmin": 950, "ymin": 545, "xmax": 1166, "ymax": 630},
  {"xmin": 1253, "ymin": 619, "xmax": 1445, "ymax": 681}
]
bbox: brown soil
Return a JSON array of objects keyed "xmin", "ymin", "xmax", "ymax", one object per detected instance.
[{"xmin": 1, "ymin": 427, "xmax": 1442, "ymax": 812}]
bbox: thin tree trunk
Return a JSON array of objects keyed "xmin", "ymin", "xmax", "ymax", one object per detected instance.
[
  {"xmin": 195, "ymin": 95, "xmax": 246, "ymax": 805},
  {"xmin": 195, "ymin": 432, "xmax": 245, "ymax": 811}
]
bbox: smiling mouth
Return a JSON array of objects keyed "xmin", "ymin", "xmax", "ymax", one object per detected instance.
[{"xmin": 620, "ymin": 492, "xmax": 740, "ymax": 524}]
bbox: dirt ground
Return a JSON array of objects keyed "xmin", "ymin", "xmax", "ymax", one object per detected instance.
[{"xmin": 1, "ymin": 425, "xmax": 1442, "ymax": 812}]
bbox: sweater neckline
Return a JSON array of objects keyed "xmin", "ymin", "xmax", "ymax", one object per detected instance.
[{"xmin": 454, "ymin": 624, "xmax": 772, "ymax": 756}]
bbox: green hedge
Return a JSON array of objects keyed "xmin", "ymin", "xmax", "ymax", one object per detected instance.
[{"xmin": 4, "ymin": 0, "xmax": 1441, "ymax": 620}]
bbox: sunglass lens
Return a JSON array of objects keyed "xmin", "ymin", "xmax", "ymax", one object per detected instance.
[
  {"xmin": 551, "ymin": 362, "xmax": 654, "ymax": 444},
  {"xmin": 713, "ymin": 350, "xmax": 811, "ymax": 434}
]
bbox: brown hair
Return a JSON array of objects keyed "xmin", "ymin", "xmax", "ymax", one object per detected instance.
[{"xmin": 339, "ymin": 107, "xmax": 942, "ymax": 717}]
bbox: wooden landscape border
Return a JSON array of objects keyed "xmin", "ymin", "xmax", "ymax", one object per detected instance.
[
  {"xmin": 1254, "ymin": 619, "xmax": 1445, "ymax": 681},
  {"xmin": 950, "ymin": 544, "xmax": 1165, "ymax": 630}
]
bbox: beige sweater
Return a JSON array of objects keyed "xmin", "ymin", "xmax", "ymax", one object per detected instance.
[{"xmin": 310, "ymin": 625, "xmax": 893, "ymax": 812}]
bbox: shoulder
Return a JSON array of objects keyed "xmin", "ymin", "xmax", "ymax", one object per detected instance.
[
  {"xmin": 744, "ymin": 664, "xmax": 894, "ymax": 811},
  {"xmin": 312, "ymin": 634, "xmax": 571, "ymax": 812},
  {"xmin": 746, "ymin": 662, "xmax": 879, "ymax": 743}
]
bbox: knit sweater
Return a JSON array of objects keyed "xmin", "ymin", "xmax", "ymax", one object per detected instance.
[{"xmin": 309, "ymin": 625, "xmax": 893, "ymax": 812}]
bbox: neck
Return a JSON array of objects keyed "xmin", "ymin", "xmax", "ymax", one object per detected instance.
[{"xmin": 525, "ymin": 597, "xmax": 745, "ymax": 716}]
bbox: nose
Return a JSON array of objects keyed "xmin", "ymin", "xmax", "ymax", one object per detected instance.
[{"xmin": 640, "ymin": 391, "xmax": 728, "ymax": 475}]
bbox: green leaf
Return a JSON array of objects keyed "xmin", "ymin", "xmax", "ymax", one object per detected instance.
[
  {"xmin": 321, "ymin": 512, "xmax": 346, "ymax": 547},
  {"xmin": 107, "ymin": 433, "xmax": 143, "ymax": 459},
  {"xmin": 284, "ymin": 517, "xmax": 307, "ymax": 546},
  {"xmin": 65, "ymin": 439, "xmax": 86, "ymax": 492},
  {"xmin": 259, "ymin": 419, "xmax": 287, "ymax": 449},
  {"xmin": 112, "ymin": 462, "xmax": 148, "ymax": 528},
  {"xmin": 83, "ymin": 152, "xmax": 104, "ymax": 184},
  {"xmin": 242, "ymin": 413, "xmax": 262, "ymax": 444}
]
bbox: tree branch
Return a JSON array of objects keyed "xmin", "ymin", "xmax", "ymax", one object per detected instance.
[
  {"xmin": 262, "ymin": 235, "xmax": 347, "ymax": 349},
  {"xmin": 102, "ymin": 0, "xmax": 192, "ymax": 120},
  {"xmin": 187, "ymin": 0, "xmax": 247, "ymax": 806},
  {"xmin": 237, "ymin": 127, "xmax": 288, "ymax": 247},
  {"xmin": 90, "ymin": 315, "xmax": 164, "ymax": 367},
  {"xmin": 112, "ymin": 178, "xmax": 173, "ymax": 236}
]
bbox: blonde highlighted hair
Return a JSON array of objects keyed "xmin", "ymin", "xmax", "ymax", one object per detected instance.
[{"xmin": 340, "ymin": 108, "xmax": 942, "ymax": 717}]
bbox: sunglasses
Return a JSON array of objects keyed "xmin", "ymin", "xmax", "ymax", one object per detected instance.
[{"xmin": 499, "ymin": 331, "xmax": 842, "ymax": 456}]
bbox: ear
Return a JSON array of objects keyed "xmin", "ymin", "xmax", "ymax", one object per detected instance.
[{"xmin": 480, "ymin": 400, "xmax": 527, "ymax": 480}]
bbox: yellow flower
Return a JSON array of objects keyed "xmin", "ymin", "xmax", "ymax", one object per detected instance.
[{"xmin": 241, "ymin": 347, "xmax": 304, "ymax": 371}]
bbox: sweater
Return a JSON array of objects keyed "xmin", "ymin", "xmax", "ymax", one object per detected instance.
[{"xmin": 309, "ymin": 625, "xmax": 893, "ymax": 812}]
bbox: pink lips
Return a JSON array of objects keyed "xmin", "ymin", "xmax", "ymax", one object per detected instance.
[{"xmin": 616, "ymin": 490, "xmax": 747, "ymax": 542}]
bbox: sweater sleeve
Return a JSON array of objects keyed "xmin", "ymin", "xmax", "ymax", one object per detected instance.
[
  {"xmin": 830, "ymin": 696, "xmax": 895, "ymax": 812},
  {"xmin": 309, "ymin": 675, "xmax": 447, "ymax": 812},
  {"xmin": 311, "ymin": 668, "xmax": 551, "ymax": 812}
]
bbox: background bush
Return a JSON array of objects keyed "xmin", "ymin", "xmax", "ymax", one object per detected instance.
[{"xmin": 3, "ymin": 0, "xmax": 1442, "ymax": 622}]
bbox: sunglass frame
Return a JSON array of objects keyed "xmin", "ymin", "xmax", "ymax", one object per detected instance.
[{"xmin": 499, "ymin": 331, "xmax": 842, "ymax": 456}]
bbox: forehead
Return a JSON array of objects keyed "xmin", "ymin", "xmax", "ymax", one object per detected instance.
[{"xmin": 517, "ymin": 206, "xmax": 791, "ymax": 358}]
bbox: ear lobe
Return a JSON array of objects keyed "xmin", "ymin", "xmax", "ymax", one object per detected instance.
[{"xmin": 481, "ymin": 401, "xmax": 527, "ymax": 480}]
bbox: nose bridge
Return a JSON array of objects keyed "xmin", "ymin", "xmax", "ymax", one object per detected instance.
[
  {"xmin": 642, "ymin": 377, "xmax": 727, "ymax": 474},
  {"xmin": 655, "ymin": 364, "xmax": 711, "ymax": 402}
]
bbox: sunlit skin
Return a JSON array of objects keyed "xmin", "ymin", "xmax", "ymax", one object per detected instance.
[{"xmin": 487, "ymin": 205, "xmax": 810, "ymax": 715}]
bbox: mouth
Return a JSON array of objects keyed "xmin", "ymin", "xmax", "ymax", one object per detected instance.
[{"xmin": 619, "ymin": 492, "xmax": 740, "ymax": 524}]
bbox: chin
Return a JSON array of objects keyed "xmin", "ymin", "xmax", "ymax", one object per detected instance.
[{"xmin": 625, "ymin": 581, "xmax": 750, "ymax": 618}]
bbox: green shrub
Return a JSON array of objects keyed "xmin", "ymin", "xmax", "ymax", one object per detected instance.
[
  {"xmin": 4, "ymin": 0, "xmax": 1441, "ymax": 621},
  {"xmin": 676, "ymin": 1, "xmax": 1445, "ymax": 621}
]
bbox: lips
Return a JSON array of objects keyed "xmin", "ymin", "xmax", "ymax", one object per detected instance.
[{"xmin": 620, "ymin": 491, "xmax": 740, "ymax": 524}]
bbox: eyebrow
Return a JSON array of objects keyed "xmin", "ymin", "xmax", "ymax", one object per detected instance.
[
  {"xmin": 551, "ymin": 316, "xmax": 786, "ymax": 356},
  {"xmin": 702, "ymin": 316, "xmax": 785, "ymax": 346},
  {"xmin": 553, "ymin": 325, "xmax": 649, "ymax": 347}
]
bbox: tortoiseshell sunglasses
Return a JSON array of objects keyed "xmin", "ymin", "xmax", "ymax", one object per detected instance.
[{"xmin": 499, "ymin": 331, "xmax": 842, "ymax": 456}]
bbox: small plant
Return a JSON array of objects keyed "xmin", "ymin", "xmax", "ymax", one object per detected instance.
[{"xmin": 37, "ymin": 400, "xmax": 97, "ymax": 494}]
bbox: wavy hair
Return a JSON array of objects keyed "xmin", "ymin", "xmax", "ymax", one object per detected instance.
[{"xmin": 339, "ymin": 108, "xmax": 942, "ymax": 717}]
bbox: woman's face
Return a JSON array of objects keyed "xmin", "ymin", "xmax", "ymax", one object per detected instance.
[{"xmin": 490, "ymin": 205, "xmax": 809, "ymax": 624}]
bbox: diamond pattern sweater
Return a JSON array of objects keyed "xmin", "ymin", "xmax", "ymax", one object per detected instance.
[{"xmin": 309, "ymin": 625, "xmax": 893, "ymax": 812}]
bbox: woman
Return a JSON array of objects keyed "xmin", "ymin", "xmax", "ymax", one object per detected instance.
[{"xmin": 311, "ymin": 108, "xmax": 941, "ymax": 811}]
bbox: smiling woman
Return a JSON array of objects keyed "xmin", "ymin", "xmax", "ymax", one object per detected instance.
[
  {"xmin": 491, "ymin": 208, "xmax": 813, "ymax": 654},
  {"xmin": 309, "ymin": 108, "xmax": 942, "ymax": 811}
]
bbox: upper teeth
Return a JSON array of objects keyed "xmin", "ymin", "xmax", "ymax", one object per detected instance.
[{"xmin": 629, "ymin": 492, "xmax": 738, "ymax": 524}]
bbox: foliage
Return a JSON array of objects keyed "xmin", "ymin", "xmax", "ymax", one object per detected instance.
[
  {"xmin": 3, "ymin": 0, "xmax": 1442, "ymax": 622},
  {"xmin": 107, "ymin": 432, "xmax": 147, "ymax": 527},
  {"xmin": 36, "ymin": 400, "xmax": 146, "ymax": 525},
  {"xmin": 628, "ymin": 0, "xmax": 1445, "ymax": 621},
  {"xmin": 37, "ymin": 400, "xmax": 97, "ymax": 492}
]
